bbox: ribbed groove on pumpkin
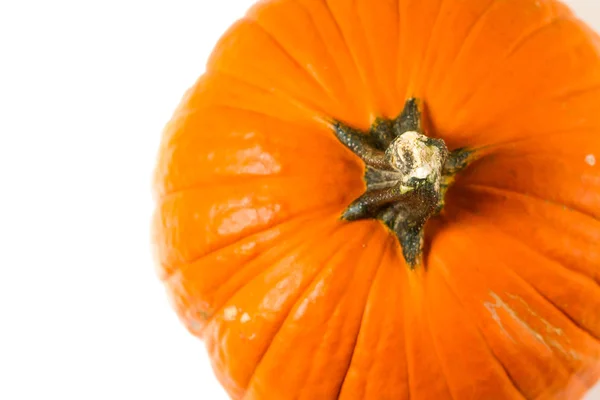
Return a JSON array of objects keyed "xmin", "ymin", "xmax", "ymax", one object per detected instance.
[
  {"xmin": 322, "ymin": 0, "xmax": 374, "ymax": 118},
  {"xmin": 204, "ymin": 223, "xmax": 336, "ymax": 335},
  {"xmin": 334, "ymin": 238, "xmax": 388, "ymax": 398},
  {"xmin": 433, "ymin": 226, "xmax": 579, "ymax": 398},
  {"xmin": 426, "ymin": 0, "xmax": 497, "ymax": 95},
  {"xmin": 456, "ymin": 22, "xmax": 578, "ymax": 115},
  {"xmin": 504, "ymin": 15, "xmax": 567, "ymax": 59},
  {"xmin": 242, "ymin": 223, "xmax": 372, "ymax": 396},
  {"xmin": 292, "ymin": 0, "xmax": 372, "ymax": 123},
  {"xmin": 159, "ymin": 204, "xmax": 340, "ymax": 282},
  {"xmin": 291, "ymin": 0, "xmax": 343, "ymax": 80},
  {"xmin": 198, "ymin": 71, "xmax": 330, "ymax": 124},
  {"xmin": 463, "ymin": 183, "xmax": 600, "ymax": 222},
  {"xmin": 410, "ymin": 0, "xmax": 446, "ymax": 96},
  {"xmin": 462, "ymin": 127, "xmax": 600, "ymax": 156},
  {"xmin": 356, "ymin": 0, "xmax": 401, "ymax": 117},
  {"xmin": 463, "ymin": 214, "xmax": 600, "ymax": 341},
  {"xmin": 423, "ymin": 284, "xmax": 456, "ymax": 400},
  {"xmin": 165, "ymin": 207, "xmax": 334, "ymax": 288},
  {"xmin": 157, "ymin": 164, "xmax": 360, "ymax": 200},
  {"xmin": 455, "ymin": 218, "xmax": 600, "ymax": 355},
  {"xmin": 166, "ymin": 103, "xmax": 330, "ymax": 142},
  {"xmin": 451, "ymin": 185, "xmax": 600, "ymax": 286},
  {"xmin": 433, "ymin": 261, "xmax": 527, "ymax": 399},
  {"xmin": 401, "ymin": 263, "xmax": 412, "ymax": 400},
  {"xmin": 352, "ymin": 0, "xmax": 380, "ymax": 118},
  {"xmin": 245, "ymin": 18, "xmax": 339, "ymax": 103},
  {"xmin": 195, "ymin": 210, "xmax": 344, "ymax": 331},
  {"xmin": 394, "ymin": 0, "xmax": 405, "ymax": 98},
  {"xmin": 212, "ymin": 18, "xmax": 336, "ymax": 112},
  {"xmin": 402, "ymin": 270, "xmax": 453, "ymax": 398},
  {"xmin": 297, "ymin": 225, "xmax": 383, "ymax": 399},
  {"xmin": 455, "ymin": 92, "xmax": 600, "ymax": 146},
  {"xmin": 458, "ymin": 16, "xmax": 583, "ymax": 113},
  {"xmin": 205, "ymin": 220, "xmax": 351, "ymax": 397},
  {"xmin": 476, "ymin": 142, "xmax": 600, "ymax": 161},
  {"xmin": 484, "ymin": 255, "xmax": 599, "ymax": 388},
  {"xmin": 545, "ymin": 81, "xmax": 600, "ymax": 103},
  {"xmin": 207, "ymin": 66, "xmax": 329, "ymax": 121},
  {"xmin": 165, "ymin": 215, "xmax": 319, "ymax": 334},
  {"xmin": 485, "ymin": 129, "xmax": 600, "ymax": 153}
]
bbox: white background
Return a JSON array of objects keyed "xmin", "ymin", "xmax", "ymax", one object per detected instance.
[{"xmin": 0, "ymin": 1, "xmax": 599, "ymax": 399}]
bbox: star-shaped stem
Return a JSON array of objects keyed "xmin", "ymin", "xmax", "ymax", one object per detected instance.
[{"xmin": 333, "ymin": 99, "xmax": 473, "ymax": 268}]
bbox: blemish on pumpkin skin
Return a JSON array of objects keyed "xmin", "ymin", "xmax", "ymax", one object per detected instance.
[
  {"xmin": 488, "ymin": 293, "xmax": 585, "ymax": 362},
  {"xmin": 232, "ymin": 145, "xmax": 282, "ymax": 175},
  {"xmin": 240, "ymin": 312, "xmax": 251, "ymax": 323},
  {"xmin": 484, "ymin": 292, "xmax": 514, "ymax": 342},
  {"xmin": 585, "ymin": 154, "xmax": 596, "ymax": 166},
  {"xmin": 505, "ymin": 294, "xmax": 582, "ymax": 361},
  {"xmin": 215, "ymin": 202, "xmax": 281, "ymax": 236},
  {"xmin": 506, "ymin": 293, "xmax": 563, "ymax": 337},
  {"xmin": 485, "ymin": 292, "xmax": 552, "ymax": 352},
  {"xmin": 223, "ymin": 305, "xmax": 238, "ymax": 321}
]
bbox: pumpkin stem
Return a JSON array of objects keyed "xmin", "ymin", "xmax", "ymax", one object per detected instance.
[{"xmin": 334, "ymin": 99, "xmax": 471, "ymax": 268}]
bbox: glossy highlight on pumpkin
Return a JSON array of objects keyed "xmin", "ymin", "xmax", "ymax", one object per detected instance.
[{"xmin": 152, "ymin": 0, "xmax": 600, "ymax": 398}]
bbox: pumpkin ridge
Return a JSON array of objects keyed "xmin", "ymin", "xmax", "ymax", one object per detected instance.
[
  {"xmin": 546, "ymin": 81, "xmax": 600, "ymax": 103},
  {"xmin": 401, "ymin": 261, "xmax": 412, "ymax": 400},
  {"xmin": 461, "ymin": 183, "xmax": 600, "ymax": 222},
  {"xmin": 432, "ymin": 227, "xmax": 579, "ymax": 397},
  {"xmin": 430, "ymin": 0, "xmax": 497, "ymax": 95},
  {"xmin": 156, "ymin": 177, "xmax": 286, "ymax": 201},
  {"xmin": 242, "ymin": 222, "xmax": 374, "ymax": 395},
  {"xmin": 504, "ymin": 15, "xmax": 566, "ymax": 59},
  {"xmin": 321, "ymin": 0, "xmax": 374, "ymax": 115},
  {"xmin": 157, "ymin": 203, "xmax": 343, "ymax": 282},
  {"xmin": 488, "ymin": 269, "xmax": 600, "ymax": 390},
  {"xmin": 485, "ymin": 129, "xmax": 600, "ymax": 152},
  {"xmin": 401, "ymin": 264, "xmax": 454, "ymax": 398},
  {"xmin": 452, "ymin": 125, "xmax": 600, "ymax": 153},
  {"xmin": 451, "ymin": 79, "xmax": 600, "ymax": 138},
  {"xmin": 168, "ymin": 102, "xmax": 324, "ymax": 132},
  {"xmin": 288, "ymin": 0, "xmax": 348, "ymax": 96},
  {"xmin": 456, "ymin": 16, "xmax": 580, "ymax": 114},
  {"xmin": 200, "ymin": 70, "xmax": 330, "ymax": 123},
  {"xmin": 294, "ymin": 223, "xmax": 384, "ymax": 398},
  {"xmin": 352, "ymin": 0, "xmax": 385, "ymax": 118},
  {"xmin": 157, "ymin": 170, "xmax": 360, "ymax": 201},
  {"xmin": 459, "ymin": 212, "xmax": 600, "ymax": 342},
  {"xmin": 198, "ymin": 211, "xmax": 345, "ymax": 342},
  {"xmin": 451, "ymin": 215, "xmax": 600, "ymax": 347},
  {"xmin": 423, "ymin": 275, "xmax": 465, "ymax": 400},
  {"xmin": 244, "ymin": 17, "xmax": 339, "ymax": 103},
  {"xmin": 411, "ymin": 0, "xmax": 447, "ymax": 96},
  {"xmin": 432, "ymin": 258, "xmax": 527, "ymax": 398},
  {"xmin": 287, "ymin": 0, "xmax": 373, "ymax": 123},
  {"xmin": 163, "ymin": 206, "xmax": 341, "ymax": 286},
  {"xmin": 394, "ymin": 0, "xmax": 405, "ymax": 98},
  {"xmin": 334, "ymin": 236, "xmax": 390, "ymax": 398},
  {"xmin": 207, "ymin": 66, "xmax": 330, "ymax": 120},
  {"xmin": 454, "ymin": 202, "xmax": 600, "ymax": 290},
  {"xmin": 449, "ymin": 185, "xmax": 600, "ymax": 288}
]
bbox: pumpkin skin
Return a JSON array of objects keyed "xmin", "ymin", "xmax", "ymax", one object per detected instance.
[{"xmin": 151, "ymin": 0, "xmax": 600, "ymax": 398}]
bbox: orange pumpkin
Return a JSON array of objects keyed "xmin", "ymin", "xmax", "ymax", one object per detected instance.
[{"xmin": 152, "ymin": 0, "xmax": 600, "ymax": 398}]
